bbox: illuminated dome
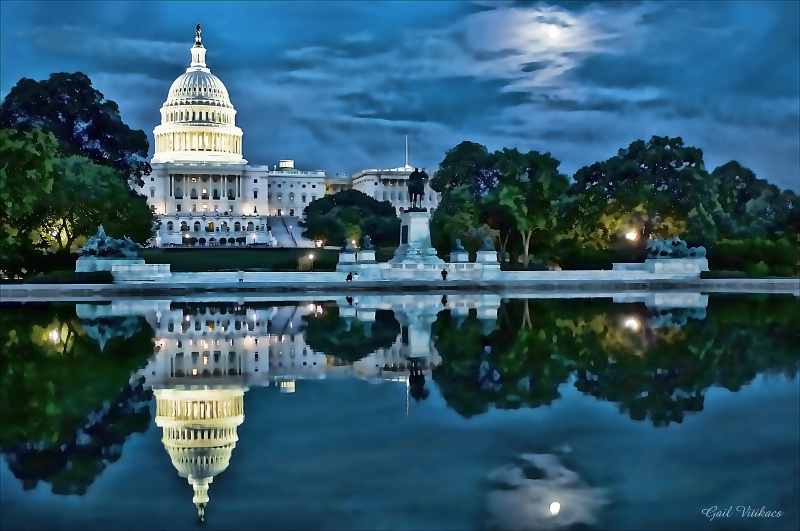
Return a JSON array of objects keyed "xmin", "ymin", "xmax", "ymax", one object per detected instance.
[
  {"xmin": 152, "ymin": 24, "xmax": 246, "ymax": 164},
  {"xmin": 154, "ymin": 386, "xmax": 247, "ymax": 522},
  {"xmin": 166, "ymin": 71, "xmax": 232, "ymax": 107}
]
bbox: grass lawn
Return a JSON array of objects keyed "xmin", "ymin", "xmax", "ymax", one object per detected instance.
[{"xmin": 141, "ymin": 247, "xmax": 396, "ymax": 272}]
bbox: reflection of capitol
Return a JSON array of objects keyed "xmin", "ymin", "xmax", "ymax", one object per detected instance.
[
  {"xmin": 73, "ymin": 295, "xmax": 501, "ymax": 520},
  {"xmin": 72, "ymin": 292, "xmax": 709, "ymax": 519},
  {"xmin": 153, "ymin": 387, "xmax": 244, "ymax": 521}
]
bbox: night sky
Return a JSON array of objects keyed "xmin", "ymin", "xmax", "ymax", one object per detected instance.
[{"xmin": 1, "ymin": 1, "xmax": 798, "ymax": 189}]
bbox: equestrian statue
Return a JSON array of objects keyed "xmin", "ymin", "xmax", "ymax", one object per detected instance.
[{"xmin": 407, "ymin": 168, "xmax": 429, "ymax": 211}]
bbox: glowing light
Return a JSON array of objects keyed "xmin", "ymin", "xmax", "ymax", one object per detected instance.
[
  {"xmin": 550, "ymin": 501, "xmax": 561, "ymax": 516},
  {"xmin": 308, "ymin": 254, "xmax": 314, "ymax": 260},
  {"xmin": 192, "ymin": 368, "xmax": 198, "ymax": 376},
  {"xmin": 50, "ymin": 231, "xmax": 58, "ymax": 237},
  {"xmin": 49, "ymin": 330, "xmax": 60, "ymax": 342},
  {"xmin": 547, "ymin": 25, "xmax": 560, "ymax": 39},
  {"xmin": 351, "ymin": 240, "xmax": 356, "ymax": 245},
  {"xmin": 624, "ymin": 317, "xmax": 641, "ymax": 332},
  {"xmin": 625, "ymin": 231, "xmax": 639, "ymax": 241},
  {"xmin": 308, "ymin": 303, "xmax": 317, "ymax": 312}
]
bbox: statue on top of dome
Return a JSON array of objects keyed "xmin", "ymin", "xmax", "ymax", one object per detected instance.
[{"xmin": 195, "ymin": 23, "xmax": 202, "ymax": 46}]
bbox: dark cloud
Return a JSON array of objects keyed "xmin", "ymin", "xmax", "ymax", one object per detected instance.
[
  {"xmin": 1, "ymin": 1, "xmax": 797, "ymax": 190},
  {"xmin": 521, "ymin": 61, "xmax": 550, "ymax": 73},
  {"xmin": 339, "ymin": 77, "xmax": 532, "ymax": 129}
]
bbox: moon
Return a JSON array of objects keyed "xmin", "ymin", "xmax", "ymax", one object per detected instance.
[{"xmin": 547, "ymin": 24, "xmax": 560, "ymax": 39}]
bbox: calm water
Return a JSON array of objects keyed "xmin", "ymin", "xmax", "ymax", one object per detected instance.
[{"xmin": 0, "ymin": 294, "xmax": 798, "ymax": 531}]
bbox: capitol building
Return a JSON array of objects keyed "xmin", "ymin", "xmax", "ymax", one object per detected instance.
[{"xmin": 142, "ymin": 26, "xmax": 440, "ymax": 247}]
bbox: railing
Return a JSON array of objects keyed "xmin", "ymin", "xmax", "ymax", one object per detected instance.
[{"xmin": 281, "ymin": 216, "xmax": 298, "ymax": 247}]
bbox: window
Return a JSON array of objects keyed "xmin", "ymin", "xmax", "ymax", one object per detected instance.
[
  {"xmin": 277, "ymin": 194, "xmax": 282, "ymax": 201},
  {"xmin": 177, "ymin": 204, "xmax": 182, "ymax": 212},
  {"xmin": 151, "ymin": 177, "xmax": 155, "ymax": 182},
  {"xmin": 301, "ymin": 194, "xmax": 306, "ymax": 203},
  {"xmin": 268, "ymin": 193, "xmax": 272, "ymax": 200},
  {"xmin": 311, "ymin": 195, "xmax": 317, "ymax": 201},
  {"xmin": 268, "ymin": 183, "xmax": 272, "ymax": 188},
  {"xmin": 277, "ymin": 184, "xmax": 282, "ymax": 188},
  {"xmin": 253, "ymin": 190, "xmax": 258, "ymax": 199},
  {"xmin": 302, "ymin": 184, "xmax": 306, "ymax": 188},
  {"xmin": 167, "ymin": 221, "xmax": 174, "ymax": 231},
  {"xmin": 290, "ymin": 184, "xmax": 293, "ymax": 188},
  {"xmin": 253, "ymin": 179, "xmax": 258, "ymax": 183},
  {"xmin": 192, "ymin": 204, "xmax": 197, "ymax": 212},
  {"xmin": 150, "ymin": 189, "xmax": 155, "ymax": 198},
  {"xmin": 312, "ymin": 185, "xmax": 316, "ymax": 188},
  {"xmin": 229, "ymin": 205, "xmax": 233, "ymax": 211},
  {"xmin": 191, "ymin": 177, "xmax": 197, "ymax": 182}
]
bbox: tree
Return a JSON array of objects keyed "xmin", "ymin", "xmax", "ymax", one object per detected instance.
[
  {"xmin": 33, "ymin": 156, "xmax": 154, "ymax": 252},
  {"xmin": 0, "ymin": 127, "xmax": 61, "ymax": 277},
  {"xmin": 300, "ymin": 189, "xmax": 399, "ymax": 247},
  {"xmin": 430, "ymin": 185, "xmax": 483, "ymax": 255},
  {"xmin": 430, "ymin": 141, "xmax": 494, "ymax": 193},
  {"xmin": 489, "ymin": 151, "xmax": 569, "ymax": 266},
  {"xmin": 711, "ymin": 161, "xmax": 797, "ymax": 239},
  {"xmin": 0, "ymin": 72, "xmax": 151, "ymax": 187},
  {"xmin": 565, "ymin": 136, "xmax": 718, "ymax": 248}
]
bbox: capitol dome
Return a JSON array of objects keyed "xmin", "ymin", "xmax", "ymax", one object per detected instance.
[
  {"xmin": 152, "ymin": 25, "xmax": 246, "ymax": 164},
  {"xmin": 165, "ymin": 70, "xmax": 232, "ymax": 108}
]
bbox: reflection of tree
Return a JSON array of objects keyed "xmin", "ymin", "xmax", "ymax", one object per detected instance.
[
  {"xmin": 302, "ymin": 307, "xmax": 400, "ymax": 362},
  {"xmin": 432, "ymin": 301, "xmax": 573, "ymax": 417},
  {"xmin": 0, "ymin": 304, "xmax": 155, "ymax": 494},
  {"xmin": 432, "ymin": 297, "xmax": 799, "ymax": 427},
  {"xmin": 4, "ymin": 378, "xmax": 152, "ymax": 495}
]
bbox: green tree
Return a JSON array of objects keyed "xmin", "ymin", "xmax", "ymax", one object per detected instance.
[
  {"xmin": 300, "ymin": 189, "xmax": 399, "ymax": 247},
  {"xmin": 430, "ymin": 141, "xmax": 494, "ymax": 193},
  {"xmin": 34, "ymin": 156, "xmax": 154, "ymax": 252},
  {"xmin": 0, "ymin": 127, "xmax": 61, "ymax": 277},
  {"xmin": 0, "ymin": 73, "xmax": 151, "ymax": 187},
  {"xmin": 430, "ymin": 185, "xmax": 483, "ymax": 255},
  {"xmin": 565, "ymin": 136, "xmax": 718, "ymax": 248},
  {"xmin": 489, "ymin": 151, "xmax": 569, "ymax": 266}
]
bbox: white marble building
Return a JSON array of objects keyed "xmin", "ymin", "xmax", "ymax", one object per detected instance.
[
  {"xmin": 142, "ymin": 27, "xmax": 440, "ymax": 247},
  {"xmin": 327, "ymin": 161, "xmax": 441, "ymax": 216}
]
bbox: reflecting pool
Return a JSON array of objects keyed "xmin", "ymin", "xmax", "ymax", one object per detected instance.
[{"xmin": 1, "ymin": 293, "xmax": 798, "ymax": 530}]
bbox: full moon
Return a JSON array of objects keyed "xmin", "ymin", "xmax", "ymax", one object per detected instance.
[{"xmin": 547, "ymin": 24, "xmax": 560, "ymax": 39}]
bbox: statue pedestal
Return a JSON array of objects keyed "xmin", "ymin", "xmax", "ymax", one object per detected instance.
[
  {"xmin": 644, "ymin": 258, "xmax": 709, "ymax": 275},
  {"xmin": 76, "ymin": 257, "xmax": 145, "ymax": 273},
  {"xmin": 336, "ymin": 251, "xmax": 358, "ymax": 272},
  {"xmin": 476, "ymin": 250, "xmax": 499, "ymax": 264},
  {"xmin": 450, "ymin": 251, "xmax": 469, "ymax": 263},
  {"xmin": 357, "ymin": 250, "xmax": 376, "ymax": 263},
  {"xmin": 389, "ymin": 211, "xmax": 444, "ymax": 275}
]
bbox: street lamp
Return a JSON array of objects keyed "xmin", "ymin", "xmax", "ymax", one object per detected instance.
[
  {"xmin": 624, "ymin": 317, "xmax": 641, "ymax": 332},
  {"xmin": 308, "ymin": 253, "xmax": 315, "ymax": 270},
  {"xmin": 625, "ymin": 230, "xmax": 639, "ymax": 241}
]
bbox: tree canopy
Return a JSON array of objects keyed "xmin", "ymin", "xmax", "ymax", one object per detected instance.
[
  {"xmin": 0, "ymin": 72, "xmax": 151, "ymax": 187},
  {"xmin": 300, "ymin": 189, "xmax": 400, "ymax": 247}
]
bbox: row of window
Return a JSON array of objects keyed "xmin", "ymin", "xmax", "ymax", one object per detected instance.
[
  {"xmin": 166, "ymin": 110, "xmax": 231, "ymax": 124},
  {"xmin": 268, "ymin": 183, "xmax": 317, "ymax": 189}
]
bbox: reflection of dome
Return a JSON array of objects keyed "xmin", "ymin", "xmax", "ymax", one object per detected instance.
[
  {"xmin": 154, "ymin": 386, "xmax": 247, "ymax": 521},
  {"xmin": 152, "ymin": 25, "xmax": 245, "ymax": 164}
]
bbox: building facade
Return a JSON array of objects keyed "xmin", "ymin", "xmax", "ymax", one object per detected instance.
[{"xmin": 143, "ymin": 27, "xmax": 439, "ymax": 247}]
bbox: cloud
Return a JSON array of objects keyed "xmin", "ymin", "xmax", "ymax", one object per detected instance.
[{"xmin": 2, "ymin": 1, "xmax": 797, "ymax": 190}]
